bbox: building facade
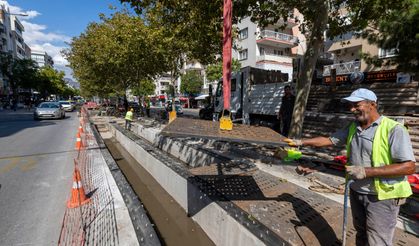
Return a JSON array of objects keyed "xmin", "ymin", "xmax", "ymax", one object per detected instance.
[
  {"xmin": 154, "ymin": 73, "xmax": 172, "ymax": 96},
  {"xmin": 0, "ymin": 4, "xmax": 30, "ymax": 97},
  {"xmin": 323, "ymin": 31, "xmax": 397, "ymax": 77},
  {"xmin": 31, "ymin": 50, "xmax": 54, "ymax": 68},
  {"xmin": 233, "ymin": 15, "xmax": 306, "ymax": 81}
]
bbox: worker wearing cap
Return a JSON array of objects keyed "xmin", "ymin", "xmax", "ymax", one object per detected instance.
[
  {"xmin": 285, "ymin": 88, "xmax": 415, "ymax": 245},
  {"xmin": 125, "ymin": 108, "xmax": 134, "ymax": 130}
]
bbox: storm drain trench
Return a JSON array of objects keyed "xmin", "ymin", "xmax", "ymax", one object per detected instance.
[{"xmin": 104, "ymin": 138, "xmax": 214, "ymax": 246}]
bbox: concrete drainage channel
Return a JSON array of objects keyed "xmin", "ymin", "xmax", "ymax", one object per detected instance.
[
  {"xmin": 92, "ymin": 118, "xmax": 418, "ymax": 246},
  {"xmin": 104, "ymin": 138, "xmax": 215, "ymax": 245},
  {"xmin": 106, "ymin": 123, "xmax": 284, "ymax": 246}
]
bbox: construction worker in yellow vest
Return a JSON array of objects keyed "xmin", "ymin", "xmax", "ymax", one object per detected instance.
[
  {"xmin": 125, "ymin": 108, "xmax": 134, "ymax": 130},
  {"xmin": 285, "ymin": 88, "xmax": 415, "ymax": 245}
]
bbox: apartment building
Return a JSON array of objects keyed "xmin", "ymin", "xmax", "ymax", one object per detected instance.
[
  {"xmin": 154, "ymin": 60, "xmax": 209, "ymax": 97},
  {"xmin": 10, "ymin": 15, "xmax": 26, "ymax": 59},
  {"xmin": 322, "ymin": 30, "xmax": 409, "ymax": 84},
  {"xmin": 154, "ymin": 73, "xmax": 172, "ymax": 96},
  {"xmin": 0, "ymin": 4, "xmax": 30, "ymax": 96},
  {"xmin": 31, "ymin": 50, "xmax": 54, "ymax": 68},
  {"xmin": 233, "ymin": 15, "xmax": 305, "ymax": 81}
]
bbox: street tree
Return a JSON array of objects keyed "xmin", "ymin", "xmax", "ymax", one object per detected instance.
[
  {"xmin": 64, "ymin": 12, "xmax": 167, "ymax": 109},
  {"xmin": 206, "ymin": 59, "xmax": 241, "ymax": 83},
  {"xmin": 36, "ymin": 67, "xmax": 67, "ymax": 98},
  {"xmin": 121, "ymin": 0, "xmax": 411, "ymax": 136},
  {"xmin": 360, "ymin": 0, "xmax": 419, "ymax": 73},
  {"xmin": 180, "ymin": 70, "xmax": 204, "ymax": 95},
  {"xmin": 120, "ymin": 1, "xmax": 226, "ymax": 112},
  {"xmin": 131, "ymin": 79, "xmax": 156, "ymax": 97},
  {"xmin": 0, "ymin": 52, "xmax": 38, "ymax": 97}
]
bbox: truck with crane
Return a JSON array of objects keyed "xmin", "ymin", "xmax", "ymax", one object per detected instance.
[{"xmin": 200, "ymin": 66, "xmax": 291, "ymax": 130}]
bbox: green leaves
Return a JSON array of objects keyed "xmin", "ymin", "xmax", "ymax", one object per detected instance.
[
  {"xmin": 180, "ymin": 70, "xmax": 203, "ymax": 95},
  {"xmin": 131, "ymin": 79, "xmax": 156, "ymax": 96},
  {"xmin": 206, "ymin": 58, "xmax": 241, "ymax": 82},
  {"xmin": 64, "ymin": 12, "xmax": 167, "ymax": 98},
  {"xmin": 0, "ymin": 52, "xmax": 39, "ymax": 95}
]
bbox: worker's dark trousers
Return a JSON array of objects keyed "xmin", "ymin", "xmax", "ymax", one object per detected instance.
[
  {"xmin": 281, "ymin": 116, "xmax": 292, "ymax": 137},
  {"xmin": 350, "ymin": 190, "xmax": 400, "ymax": 246}
]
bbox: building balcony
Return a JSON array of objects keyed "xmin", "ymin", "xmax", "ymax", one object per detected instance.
[
  {"xmin": 256, "ymin": 54, "xmax": 293, "ymax": 64},
  {"xmin": 257, "ymin": 30, "xmax": 299, "ymax": 48},
  {"xmin": 323, "ymin": 61, "xmax": 361, "ymax": 76}
]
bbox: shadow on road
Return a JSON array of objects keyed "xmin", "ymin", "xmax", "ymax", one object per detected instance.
[{"xmin": 0, "ymin": 110, "xmax": 64, "ymax": 138}]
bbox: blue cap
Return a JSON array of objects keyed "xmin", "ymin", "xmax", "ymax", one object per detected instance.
[{"xmin": 342, "ymin": 88, "xmax": 377, "ymax": 103}]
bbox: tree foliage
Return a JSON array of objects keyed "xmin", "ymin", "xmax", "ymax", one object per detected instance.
[
  {"xmin": 36, "ymin": 67, "xmax": 67, "ymax": 97},
  {"xmin": 360, "ymin": 0, "xmax": 418, "ymax": 73},
  {"xmin": 206, "ymin": 58, "xmax": 241, "ymax": 82},
  {"xmin": 63, "ymin": 12, "xmax": 166, "ymax": 100},
  {"xmin": 131, "ymin": 79, "xmax": 156, "ymax": 96},
  {"xmin": 0, "ymin": 52, "xmax": 38, "ymax": 95},
  {"xmin": 120, "ymin": 0, "xmax": 411, "ymax": 136},
  {"xmin": 180, "ymin": 70, "xmax": 203, "ymax": 95}
]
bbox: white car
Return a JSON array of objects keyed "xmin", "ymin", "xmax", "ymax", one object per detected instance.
[{"xmin": 59, "ymin": 101, "xmax": 74, "ymax": 112}]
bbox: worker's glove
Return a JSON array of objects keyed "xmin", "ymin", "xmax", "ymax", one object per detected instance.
[
  {"xmin": 283, "ymin": 138, "xmax": 302, "ymax": 147},
  {"xmin": 346, "ymin": 166, "xmax": 366, "ymax": 180}
]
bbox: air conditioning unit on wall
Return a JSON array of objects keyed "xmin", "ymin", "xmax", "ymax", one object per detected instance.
[{"xmin": 396, "ymin": 72, "xmax": 411, "ymax": 83}]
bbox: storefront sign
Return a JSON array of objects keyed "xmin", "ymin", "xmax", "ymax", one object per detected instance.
[
  {"xmin": 323, "ymin": 69, "xmax": 397, "ymax": 84},
  {"xmin": 323, "ymin": 75, "xmax": 349, "ymax": 84},
  {"xmin": 365, "ymin": 70, "xmax": 397, "ymax": 82}
]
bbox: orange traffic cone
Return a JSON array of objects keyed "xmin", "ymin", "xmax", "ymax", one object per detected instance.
[
  {"xmin": 78, "ymin": 124, "xmax": 84, "ymax": 134},
  {"xmin": 67, "ymin": 167, "xmax": 90, "ymax": 208},
  {"xmin": 75, "ymin": 132, "xmax": 83, "ymax": 150}
]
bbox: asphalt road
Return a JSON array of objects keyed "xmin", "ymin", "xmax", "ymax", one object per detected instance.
[{"xmin": 0, "ymin": 109, "xmax": 78, "ymax": 245}]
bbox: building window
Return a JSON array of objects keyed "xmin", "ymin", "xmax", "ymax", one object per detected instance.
[
  {"xmin": 378, "ymin": 48, "xmax": 397, "ymax": 58},
  {"xmin": 274, "ymin": 49, "xmax": 283, "ymax": 56},
  {"xmin": 239, "ymin": 49, "xmax": 248, "ymax": 60},
  {"xmin": 231, "ymin": 78, "xmax": 236, "ymax": 92},
  {"xmin": 238, "ymin": 28, "xmax": 248, "ymax": 40},
  {"xmin": 259, "ymin": 47, "xmax": 265, "ymax": 55}
]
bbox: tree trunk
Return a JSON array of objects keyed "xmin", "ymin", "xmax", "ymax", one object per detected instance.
[
  {"xmin": 123, "ymin": 93, "xmax": 128, "ymax": 112},
  {"xmin": 288, "ymin": 1, "xmax": 329, "ymax": 138}
]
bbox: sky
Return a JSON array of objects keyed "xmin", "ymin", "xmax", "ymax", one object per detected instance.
[{"xmin": 1, "ymin": 0, "xmax": 127, "ymax": 81}]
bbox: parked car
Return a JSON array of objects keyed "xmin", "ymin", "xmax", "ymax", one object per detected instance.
[
  {"xmin": 34, "ymin": 102, "xmax": 65, "ymax": 120},
  {"xmin": 59, "ymin": 101, "xmax": 75, "ymax": 112}
]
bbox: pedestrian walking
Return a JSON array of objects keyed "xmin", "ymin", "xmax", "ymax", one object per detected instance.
[
  {"xmin": 278, "ymin": 85, "xmax": 295, "ymax": 137},
  {"xmin": 125, "ymin": 108, "xmax": 134, "ymax": 130},
  {"xmin": 284, "ymin": 88, "xmax": 415, "ymax": 245}
]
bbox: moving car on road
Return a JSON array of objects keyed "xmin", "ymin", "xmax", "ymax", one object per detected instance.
[
  {"xmin": 59, "ymin": 101, "xmax": 75, "ymax": 112},
  {"xmin": 34, "ymin": 102, "xmax": 65, "ymax": 120}
]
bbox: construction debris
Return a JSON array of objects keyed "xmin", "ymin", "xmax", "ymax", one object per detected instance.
[{"xmin": 308, "ymin": 177, "xmax": 345, "ymax": 194}]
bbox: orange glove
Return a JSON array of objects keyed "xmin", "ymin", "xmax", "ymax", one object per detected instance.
[{"xmin": 283, "ymin": 138, "xmax": 302, "ymax": 147}]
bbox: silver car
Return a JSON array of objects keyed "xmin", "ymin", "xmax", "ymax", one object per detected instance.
[
  {"xmin": 34, "ymin": 102, "xmax": 66, "ymax": 120},
  {"xmin": 59, "ymin": 101, "xmax": 75, "ymax": 112}
]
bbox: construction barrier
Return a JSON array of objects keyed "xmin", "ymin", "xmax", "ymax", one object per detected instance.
[{"xmin": 59, "ymin": 106, "xmax": 118, "ymax": 246}]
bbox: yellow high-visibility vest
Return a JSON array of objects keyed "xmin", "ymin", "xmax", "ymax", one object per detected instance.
[
  {"xmin": 346, "ymin": 116, "xmax": 412, "ymax": 200},
  {"xmin": 125, "ymin": 111, "xmax": 133, "ymax": 121}
]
